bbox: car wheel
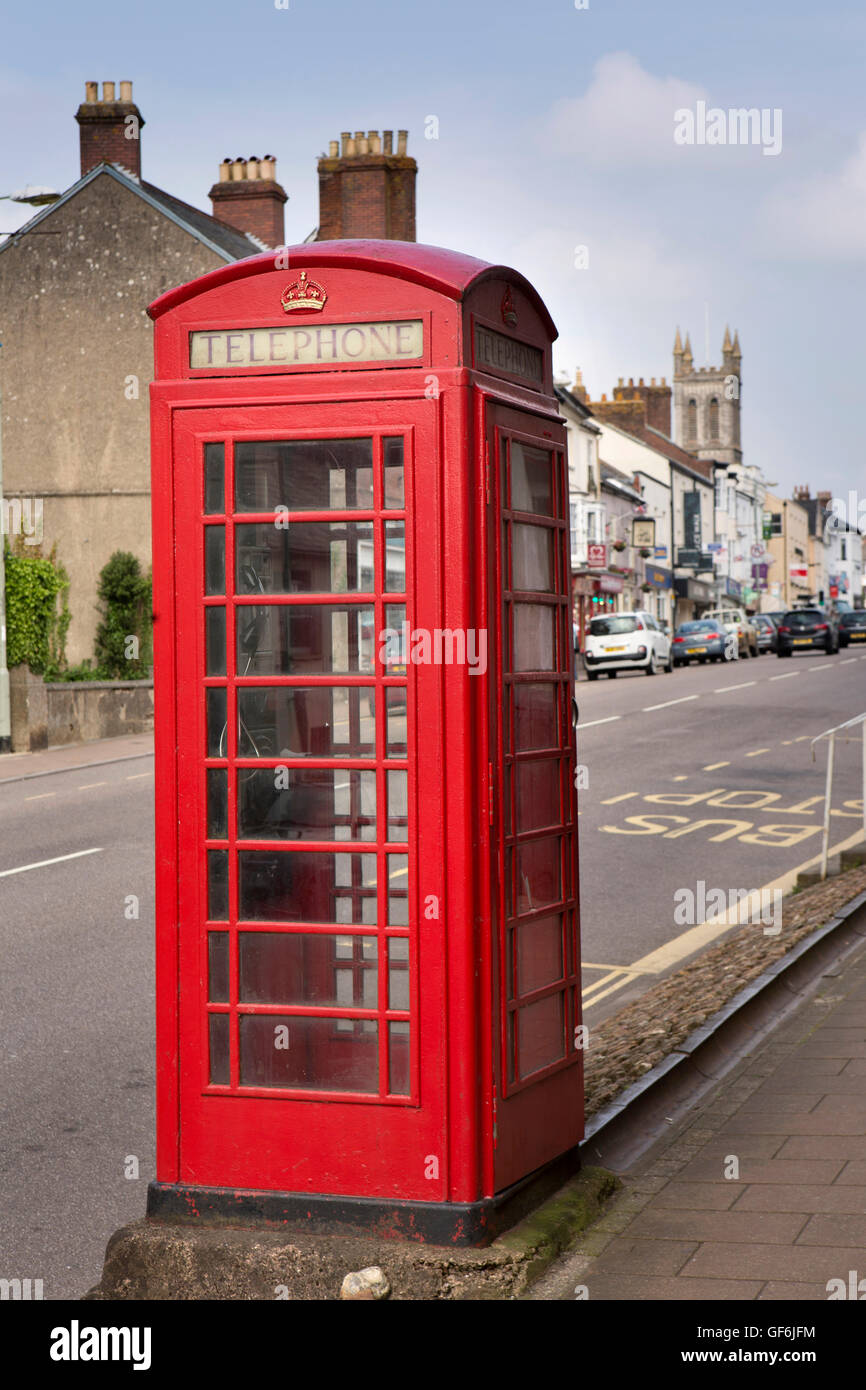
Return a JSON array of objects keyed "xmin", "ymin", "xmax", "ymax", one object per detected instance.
[
  {"xmin": 751, "ymin": 645, "xmax": 759, "ymax": 659},
  {"xmin": 645, "ymin": 652, "xmax": 658, "ymax": 676},
  {"xmin": 586, "ymin": 672, "xmax": 598, "ymax": 681},
  {"xmin": 607, "ymin": 670, "xmax": 618, "ymax": 679},
  {"xmin": 665, "ymin": 651, "xmax": 673, "ymax": 673}
]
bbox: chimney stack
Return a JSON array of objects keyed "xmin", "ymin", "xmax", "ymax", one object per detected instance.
[
  {"xmin": 208, "ymin": 155, "xmax": 288, "ymax": 248},
  {"xmin": 75, "ymin": 79, "xmax": 144, "ymax": 179},
  {"xmin": 316, "ymin": 128, "xmax": 417, "ymax": 241}
]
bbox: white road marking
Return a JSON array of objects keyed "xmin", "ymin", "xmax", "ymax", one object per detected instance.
[
  {"xmin": 642, "ymin": 695, "xmax": 699, "ymax": 712},
  {"xmin": 78, "ymin": 781, "xmax": 107, "ymax": 790},
  {"xmin": 703, "ymin": 761, "xmax": 729, "ymax": 770},
  {"xmin": 745, "ymin": 748, "xmax": 770, "ymax": 757},
  {"xmin": 841, "ymin": 658, "xmax": 857, "ymax": 665},
  {"xmin": 672, "ymin": 775, "xmax": 689, "ymax": 782},
  {"xmin": 579, "ymin": 716, "xmax": 622, "ymax": 729},
  {"xmin": 714, "ymin": 681, "xmax": 755, "ymax": 693},
  {"xmin": 809, "ymin": 664, "xmax": 832, "ymax": 672},
  {"xmin": 126, "ymin": 772, "xmax": 152, "ymax": 780},
  {"xmin": 25, "ymin": 792, "xmax": 55, "ymax": 801},
  {"xmin": 0, "ymin": 847, "xmax": 103, "ymax": 878},
  {"xmin": 770, "ymin": 673, "xmax": 799, "ymax": 682}
]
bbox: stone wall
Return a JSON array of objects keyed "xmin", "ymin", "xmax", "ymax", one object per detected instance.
[{"xmin": 9, "ymin": 664, "xmax": 153, "ymax": 751}]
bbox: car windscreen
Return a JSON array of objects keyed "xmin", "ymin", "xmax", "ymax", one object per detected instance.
[
  {"xmin": 677, "ymin": 622, "xmax": 714, "ymax": 634},
  {"xmin": 842, "ymin": 612, "xmax": 866, "ymax": 626},
  {"xmin": 785, "ymin": 610, "xmax": 822, "ymax": 625},
  {"xmin": 589, "ymin": 616, "xmax": 639, "ymax": 636},
  {"xmin": 754, "ymin": 616, "xmax": 774, "ymax": 628}
]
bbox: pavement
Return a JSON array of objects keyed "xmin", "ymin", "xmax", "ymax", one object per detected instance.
[
  {"xmin": 531, "ymin": 925, "xmax": 866, "ymax": 1300},
  {"xmin": 0, "ymin": 731, "xmax": 153, "ymax": 783}
]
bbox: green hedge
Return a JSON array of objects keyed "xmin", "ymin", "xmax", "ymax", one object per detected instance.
[{"xmin": 4, "ymin": 544, "xmax": 69, "ymax": 674}]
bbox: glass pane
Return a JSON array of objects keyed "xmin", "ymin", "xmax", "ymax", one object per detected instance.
[
  {"xmin": 388, "ymin": 937, "xmax": 410, "ymax": 1010},
  {"xmin": 207, "ymin": 767, "xmax": 228, "ymax": 839},
  {"xmin": 387, "ymin": 770, "xmax": 408, "ymax": 842},
  {"xmin": 512, "ymin": 524, "xmax": 554, "ymax": 592},
  {"xmin": 206, "ymin": 687, "xmax": 228, "ymax": 757},
  {"xmin": 513, "ymin": 604, "xmax": 555, "ymax": 672},
  {"xmin": 387, "ymin": 854, "xmax": 409, "ymax": 925},
  {"xmin": 511, "ymin": 443, "xmax": 553, "ymax": 516},
  {"xmin": 238, "ymin": 850, "xmax": 377, "ymax": 923},
  {"xmin": 513, "ymin": 683, "xmax": 558, "ymax": 750},
  {"xmin": 208, "ymin": 932, "xmax": 229, "ymax": 1002},
  {"xmin": 204, "ymin": 443, "xmax": 225, "ymax": 515},
  {"xmin": 385, "ymin": 688, "xmax": 407, "ymax": 755},
  {"xmin": 208, "ymin": 1013, "xmax": 230, "ymax": 1085},
  {"xmin": 239, "ymin": 932, "xmax": 377, "ymax": 1005},
  {"xmin": 383, "ymin": 437, "xmax": 404, "ymax": 509},
  {"xmin": 240, "ymin": 1014, "xmax": 378, "ymax": 1092},
  {"xmin": 238, "ymin": 768, "xmax": 376, "ymax": 841},
  {"xmin": 234, "ymin": 439, "xmax": 373, "ymax": 513},
  {"xmin": 206, "ymin": 606, "xmax": 226, "ymax": 676},
  {"xmin": 384, "ymin": 522, "xmax": 405, "ymax": 592},
  {"xmin": 515, "ymin": 758, "xmax": 560, "ymax": 833},
  {"xmin": 382, "ymin": 604, "xmax": 406, "ymax": 675},
  {"xmin": 516, "ymin": 913, "xmax": 563, "ymax": 995},
  {"xmin": 205, "ymin": 526, "xmax": 225, "ymax": 595},
  {"xmin": 236, "ymin": 604, "xmax": 375, "ymax": 676},
  {"xmin": 516, "ymin": 836, "xmax": 561, "ymax": 915},
  {"xmin": 236, "ymin": 522, "xmax": 374, "ymax": 595},
  {"xmin": 518, "ymin": 993, "xmax": 564, "ymax": 1079},
  {"xmin": 207, "ymin": 849, "xmax": 229, "ymax": 920},
  {"xmin": 237, "ymin": 686, "xmax": 375, "ymax": 759},
  {"xmin": 389, "ymin": 1021, "xmax": 410, "ymax": 1096}
]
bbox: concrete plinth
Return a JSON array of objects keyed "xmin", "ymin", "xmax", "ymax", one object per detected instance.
[{"xmin": 85, "ymin": 1169, "xmax": 618, "ymax": 1301}]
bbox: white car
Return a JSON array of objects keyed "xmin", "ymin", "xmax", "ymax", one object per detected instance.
[{"xmin": 583, "ymin": 610, "xmax": 673, "ymax": 680}]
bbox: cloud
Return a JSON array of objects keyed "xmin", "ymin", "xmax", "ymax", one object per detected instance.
[
  {"xmin": 547, "ymin": 52, "xmax": 706, "ymax": 167},
  {"xmin": 758, "ymin": 131, "xmax": 866, "ymax": 260}
]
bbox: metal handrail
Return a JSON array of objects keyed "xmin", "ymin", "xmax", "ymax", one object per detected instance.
[{"xmin": 810, "ymin": 712, "xmax": 866, "ymax": 880}]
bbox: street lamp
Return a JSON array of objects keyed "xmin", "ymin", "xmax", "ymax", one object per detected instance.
[{"xmin": 0, "ymin": 183, "xmax": 60, "ymax": 752}]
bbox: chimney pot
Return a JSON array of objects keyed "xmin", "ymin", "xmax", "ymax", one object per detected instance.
[
  {"xmin": 231, "ymin": 158, "xmax": 246, "ymax": 181},
  {"xmin": 119, "ymin": 80, "xmax": 132, "ymax": 102},
  {"xmin": 102, "ymin": 81, "xmax": 115, "ymax": 101},
  {"xmin": 397, "ymin": 129, "xmax": 408, "ymax": 154},
  {"xmin": 368, "ymin": 130, "xmax": 381, "ymax": 153},
  {"xmin": 383, "ymin": 130, "xmax": 393, "ymax": 154},
  {"xmin": 329, "ymin": 140, "xmax": 339, "ymax": 157},
  {"xmin": 357, "ymin": 136, "xmax": 370, "ymax": 155},
  {"xmin": 85, "ymin": 80, "xmax": 98, "ymax": 102},
  {"xmin": 259, "ymin": 156, "xmax": 276, "ymax": 181},
  {"xmin": 246, "ymin": 157, "xmax": 259, "ymax": 180},
  {"xmin": 617, "ymin": 377, "xmax": 623, "ymax": 387},
  {"xmin": 354, "ymin": 130, "xmax": 364, "ymax": 145},
  {"xmin": 341, "ymin": 131, "xmax": 351, "ymax": 156},
  {"xmin": 218, "ymin": 159, "xmax": 232, "ymax": 182}
]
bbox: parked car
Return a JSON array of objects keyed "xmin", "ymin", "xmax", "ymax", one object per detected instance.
[
  {"xmin": 703, "ymin": 607, "xmax": 759, "ymax": 658},
  {"xmin": 839, "ymin": 610, "xmax": 866, "ymax": 647},
  {"xmin": 753, "ymin": 614, "xmax": 778, "ymax": 654},
  {"xmin": 776, "ymin": 608, "xmax": 840, "ymax": 656},
  {"xmin": 671, "ymin": 620, "xmax": 728, "ymax": 665},
  {"xmin": 583, "ymin": 610, "xmax": 673, "ymax": 679}
]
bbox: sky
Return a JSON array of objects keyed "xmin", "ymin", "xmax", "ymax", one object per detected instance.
[{"xmin": 2, "ymin": 0, "xmax": 865, "ymax": 500}]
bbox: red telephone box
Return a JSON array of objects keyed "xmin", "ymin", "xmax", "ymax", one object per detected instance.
[{"xmin": 146, "ymin": 240, "xmax": 583, "ymax": 1244}]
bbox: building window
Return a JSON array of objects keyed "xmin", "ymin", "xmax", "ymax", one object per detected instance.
[
  {"xmin": 708, "ymin": 397, "xmax": 719, "ymax": 440},
  {"xmin": 841, "ymin": 539, "xmax": 847, "ymax": 561},
  {"xmin": 687, "ymin": 399, "xmax": 698, "ymax": 443}
]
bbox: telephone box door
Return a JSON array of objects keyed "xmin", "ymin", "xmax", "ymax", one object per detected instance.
[
  {"xmin": 168, "ymin": 399, "xmax": 448, "ymax": 1200},
  {"xmin": 487, "ymin": 403, "xmax": 583, "ymax": 1191}
]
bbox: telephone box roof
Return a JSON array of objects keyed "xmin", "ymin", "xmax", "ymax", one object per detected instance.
[{"xmin": 147, "ymin": 238, "xmax": 558, "ymax": 339}]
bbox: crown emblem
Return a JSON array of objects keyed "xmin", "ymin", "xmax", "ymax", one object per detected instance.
[
  {"xmin": 281, "ymin": 270, "xmax": 327, "ymax": 313},
  {"xmin": 501, "ymin": 286, "xmax": 517, "ymax": 327}
]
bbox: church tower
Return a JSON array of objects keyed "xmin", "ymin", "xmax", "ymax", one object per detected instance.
[{"xmin": 673, "ymin": 325, "xmax": 742, "ymax": 465}]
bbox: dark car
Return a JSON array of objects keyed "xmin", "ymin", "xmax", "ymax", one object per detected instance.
[
  {"xmin": 839, "ymin": 610, "xmax": 866, "ymax": 648},
  {"xmin": 671, "ymin": 619, "xmax": 727, "ymax": 665},
  {"xmin": 753, "ymin": 614, "xmax": 778, "ymax": 654},
  {"xmin": 776, "ymin": 608, "xmax": 839, "ymax": 657}
]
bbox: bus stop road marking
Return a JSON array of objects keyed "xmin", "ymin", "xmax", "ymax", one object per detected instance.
[
  {"xmin": 0, "ymin": 847, "xmax": 103, "ymax": 878},
  {"xmin": 600, "ymin": 792, "xmax": 638, "ymax": 805}
]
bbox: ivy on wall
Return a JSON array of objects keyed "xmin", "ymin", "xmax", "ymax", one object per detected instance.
[{"xmin": 4, "ymin": 542, "xmax": 70, "ymax": 674}]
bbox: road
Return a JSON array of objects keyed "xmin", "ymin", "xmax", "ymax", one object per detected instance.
[
  {"xmin": 577, "ymin": 648, "xmax": 866, "ymax": 1022},
  {"xmin": 0, "ymin": 647, "xmax": 863, "ymax": 1299}
]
